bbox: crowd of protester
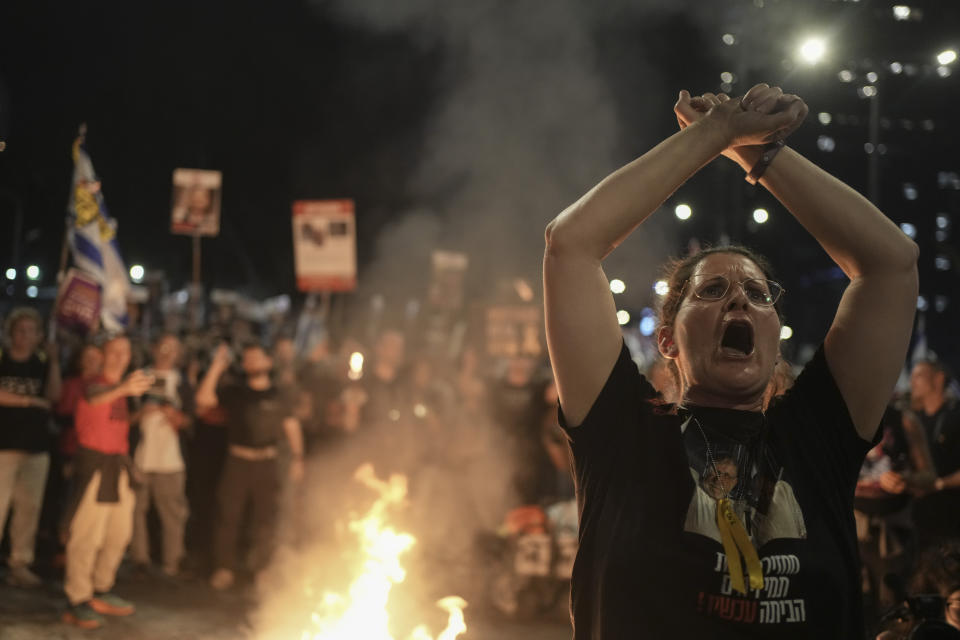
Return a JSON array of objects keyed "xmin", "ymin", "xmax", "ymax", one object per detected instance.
[
  {"xmin": 0, "ymin": 300, "xmax": 569, "ymax": 630},
  {"xmin": 1, "ymin": 295, "xmax": 959, "ymax": 637}
]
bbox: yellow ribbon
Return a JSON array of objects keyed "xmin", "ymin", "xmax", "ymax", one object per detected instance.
[{"xmin": 716, "ymin": 498, "xmax": 764, "ymax": 594}]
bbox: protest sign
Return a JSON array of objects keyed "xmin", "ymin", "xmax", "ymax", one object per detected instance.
[
  {"xmin": 291, "ymin": 199, "xmax": 357, "ymax": 291},
  {"xmin": 171, "ymin": 168, "xmax": 222, "ymax": 236},
  {"xmin": 54, "ymin": 269, "xmax": 101, "ymax": 335}
]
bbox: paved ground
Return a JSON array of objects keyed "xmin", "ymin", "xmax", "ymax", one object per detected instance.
[{"xmin": 0, "ymin": 565, "xmax": 571, "ymax": 640}]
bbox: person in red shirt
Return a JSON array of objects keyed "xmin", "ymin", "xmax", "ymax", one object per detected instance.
[
  {"xmin": 61, "ymin": 335, "xmax": 152, "ymax": 630},
  {"xmin": 56, "ymin": 343, "xmax": 105, "ymax": 462}
]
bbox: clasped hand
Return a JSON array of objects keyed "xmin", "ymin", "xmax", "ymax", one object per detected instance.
[{"xmin": 675, "ymin": 83, "xmax": 809, "ymax": 154}]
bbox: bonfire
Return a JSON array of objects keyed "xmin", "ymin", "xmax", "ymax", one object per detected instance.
[{"xmin": 300, "ymin": 464, "xmax": 467, "ymax": 640}]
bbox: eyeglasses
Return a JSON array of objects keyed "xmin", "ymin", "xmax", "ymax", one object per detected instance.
[{"xmin": 682, "ymin": 274, "xmax": 785, "ymax": 307}]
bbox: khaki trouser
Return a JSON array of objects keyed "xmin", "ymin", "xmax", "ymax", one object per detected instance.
[
  {"xmin": 64, "ymin": 470, "xmax": 135, "ymax": 605},
  {"xmin": 0, "ymin": 451, "xmax": 50, "ymax": 568},
  {"xmin": 130, "ymin": 471, "xmax": 188, "ymax": 572}
]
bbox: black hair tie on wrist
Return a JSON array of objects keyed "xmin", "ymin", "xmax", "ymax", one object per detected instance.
[{"xmin": 745, "ymin": 140, "xmax": 785, "ymax": 185}]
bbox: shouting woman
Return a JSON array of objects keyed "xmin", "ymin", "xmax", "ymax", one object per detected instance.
[{"xmin": 543, "ymin": 84, "xmax": 918, "ymax": 638}]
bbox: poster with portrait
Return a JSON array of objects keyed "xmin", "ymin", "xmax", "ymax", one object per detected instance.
[
  {"xmin": 170, "ymin": 168, "xmax": 222, "ymax": 236},
  {"xmin": 291, "ymin": 199, "xmax": 357, "ymax": 291}
]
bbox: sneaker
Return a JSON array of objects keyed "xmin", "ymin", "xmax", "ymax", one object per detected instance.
[
  {"xmin": 63, "ymin": 602, "xmax": 105, "ymax": 629},
  {"xmin": 209, "ymin": 568, "xmax": 235, "ymax": 591},
  {"xmin": 6, "ymin": 565, "xmax": 42, "ymax": 588},
  {"xmin": 90, "ymin": 592, "xmax": 135, "ymax": 617}
]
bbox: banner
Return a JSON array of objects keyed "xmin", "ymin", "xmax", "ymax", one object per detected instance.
[
  {"xmin": 291, "ymin": 199, "xmax": 357, "ymax": 291},
  {"xmin": 171, "ymin": 168, "xmax": 222, "ymax": 236},
  {"xmin": 54, "ymin": 269, "xmax": 101, "ymax": 336}
]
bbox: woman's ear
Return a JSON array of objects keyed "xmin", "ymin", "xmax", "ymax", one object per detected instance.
[{"xmin": 658, "ymin": 326, "xmax": 679, "ymax": 359}]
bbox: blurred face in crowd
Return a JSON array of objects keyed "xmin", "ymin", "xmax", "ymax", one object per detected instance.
[
  {"xmin": 9, "ymin": 315, "xmax": 42, "ymax": 356},
  {"xmin": 80, "ymin": 345, "xmax": 104, "ymax": 378},
  {"xmin": 946, "ymin": 591, "xmax": 960, "ymax": 630},
  {"xmin": 273, "ymin": 338, "xmax": 296, "ymax": 367},
  {"xmin": 102, "ymin": 337, "xmax": 132, "ymax": 381},
  {"xmin": 242, "ymin": 345, "xmax": 273, "ymax": 379},
  {"xmin": 152, "ymin": 335, "xmax": 181, "ymax": 370},
  {"xmin": 910, "ymin": 362, "xmax": 944, "ymax": 406},
  {"xmin": 505, "ymin": 356, "xmax": 535, "ymax": 387},
  {"xmin": 375, "ymin": 330, "xmax": 405, "ymax": 370}
]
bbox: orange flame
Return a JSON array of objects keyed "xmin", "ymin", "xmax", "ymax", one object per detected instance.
[{"xmin": 301, "ymin": 464, "xmax": 467, "ymax": 640}]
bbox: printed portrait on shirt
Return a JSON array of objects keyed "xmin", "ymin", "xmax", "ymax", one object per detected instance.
[{"xmin": 682, "ymin": 422, "xmax": 807, "ymax": 547}]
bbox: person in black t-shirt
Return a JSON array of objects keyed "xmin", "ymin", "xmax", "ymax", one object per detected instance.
[
  {"xmin": 906, "ymin": 360, "xmax": 960, "ymax": 549},
  {"xmin": 195, "ymin": 343, "xmax": 304, "ymax": 591},
  {"xmin": 0, "ymin": 307, "xmax": 62, "ymax": 588},
  {"xmin": 544, "ymin": 84, "xmax": 919, "ymax": 638}
]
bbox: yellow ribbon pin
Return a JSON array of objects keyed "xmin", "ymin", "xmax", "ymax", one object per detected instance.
[{"xmin": 716, "ymin": 498, "xmax": 764, "ymax": 595}]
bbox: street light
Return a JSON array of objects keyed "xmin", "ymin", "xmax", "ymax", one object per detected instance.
[
  {"xmin": 937, "ymin": 49, "xmax": 957, "ymax": 65},
  {"xmin": 780, "ymin": 326, "xmax": 793, "ymax": 340},
  {"xmin": 609, "ymin": 279, "xmax": 626, "ymax": 294},
  {"xmin": 654, "ymin": 280, "xmax": 669, "ymax": 296},
  {"xmin": 674, "ymin": 204, "xmax": 692, "ymax": 220},
  {"xmin": 799, "ymin": 37, "xmax": 827, "ymax": 65},
  {"xmin": 129, "ymin": 264, "xmax": 145, "ymax": 283},
  {"xmin": 616, "ymin": 310, "xmax": 631, "ymax": 326},
  {"xmin": 4, "ymin": 268, "xmax": 14, "ymax": 280},
  {"xmin": 753, "ymin": 208, "xmax": 769, "ymax": 224}
]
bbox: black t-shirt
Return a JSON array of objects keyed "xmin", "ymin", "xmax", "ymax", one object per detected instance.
[
  {"xmin": 0, "ymin": 351, "xmax": 51, "ymax": 452},
  {"xmin": 919, "ymin": 401, "xmax": 960, "ymax": 477},
  {"xmin": 912, "ymin": 400, "xmax": 960, "ymax": 544},
  {"xmin": 218, "ymin": 384, "xmax": 292, "ymax": 448},
  {"xmin": 560, "ymin": 342, "xmax": 874, "ymax": 639}
]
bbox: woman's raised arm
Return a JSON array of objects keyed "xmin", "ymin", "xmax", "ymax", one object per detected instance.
[
  {"xmin": 679, "ymin": 85, "xmax": 919, "ymax": 440},
  {"xmin": 544, "ymin": 93, "xmax": 803, "ymax": 426}
]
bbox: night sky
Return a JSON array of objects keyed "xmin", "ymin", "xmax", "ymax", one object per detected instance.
[{"xmin": 1, "ymin": 0, "xmax": 958, "ymax": 362}]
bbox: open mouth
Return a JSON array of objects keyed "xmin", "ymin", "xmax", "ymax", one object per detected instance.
[{"xmin": 720, "ymin": 321, "xmax": 754, "ymax": 356}]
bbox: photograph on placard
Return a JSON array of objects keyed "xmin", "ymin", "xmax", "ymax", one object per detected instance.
[{"xmin": 171, "ymin": 168, "xmax": 222, "ymax": 236}]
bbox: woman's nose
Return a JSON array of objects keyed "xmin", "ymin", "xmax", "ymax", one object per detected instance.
[{"xmin": 725, "ymin": 285, "xmax": 749, "ymax": 310}]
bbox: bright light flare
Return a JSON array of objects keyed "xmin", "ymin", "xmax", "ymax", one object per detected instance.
[
  {"xmin": 654, "ymin": 280, "xmax": 669, "ymax": 296},
  {"xmin": 609, "ymin": 278, "xmax": 626, "ymax": 294},
  {"xmin": 753, "ymin": 208, "xmax": 769, "ymax": 224},
  {"xmin": 4, "ymin": 268, "xmax": 14, "ymax": 280},
  {"xmin": 26, "ymin": 286, "xmax": 38, "ymax": 299},
  {"xmin": 129, "ymin": 264, "xmax": 145, "ymax": 283},
  {"xmin": 674, "ymin": 204, "xmax": 692, "ymax": 220},
  {"xmin": 799, "ymin": 38, "xmax": 827, "ymax": 65},
  {"xmin": 25, "ymin": 265, "xmax": 40, "ymax": 280},
  {"xmin": 892, "ymin": 5, "xmax": 911, "ymax": 20},
  {"xmin": 616, "ymin": 310, "xmax": 631, "ymax": 325},
  {"xmin": 348, "ymin": 352, "xmax": 365, "ymax": 381},
  {"xmin": 938, "ymin": 49, "xmax": 957, "ymax": 65},
  {"xmin": 780, "ymin": 325, "xmax": 793, "ymax": 340}
]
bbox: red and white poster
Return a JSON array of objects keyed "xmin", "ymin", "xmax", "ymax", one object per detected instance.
[
  {"xmin": 54, "ymin": 269, "xmax": 102, "ymax": 335},
  {"xmin": 291, "ymin": 199, "xmax": 357, "ymax": 291},
  {"xmin": 171, "ymin": 168, "xmax": 222, "ymax": 236}
]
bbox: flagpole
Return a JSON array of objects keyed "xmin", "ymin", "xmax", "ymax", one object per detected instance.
[
  {"xmin": 191, "ymin": 233, "xmax": 202, "ymax": 330},
  {"xmin": 57, "ymin": 123, "xmax": 89, "ymax": 285}
]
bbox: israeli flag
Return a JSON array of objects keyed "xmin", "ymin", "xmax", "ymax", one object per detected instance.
[{"xmin": 68, "ymin": 131, "xmax": 130, "ymax": 333}]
